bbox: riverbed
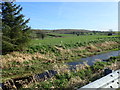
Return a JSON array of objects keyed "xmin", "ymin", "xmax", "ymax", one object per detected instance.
[{"xmin": 67, "ymin": 50, "xmax": 120, "ymax": 66}]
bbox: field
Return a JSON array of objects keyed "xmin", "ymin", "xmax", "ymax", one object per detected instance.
[
  {"xmin": 31, "ymin": 35, "xmax": 108, "ymax": 45},
  {"xmin": 2, "ymin": 33, "xmax": 120, "ymax": 89},
  {"xmin": 28, "ymin": 34, "xmax": 119, "ymax": 55}
]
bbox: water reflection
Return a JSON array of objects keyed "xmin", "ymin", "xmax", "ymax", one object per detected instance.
[{"xmin": 67, "ymin": 50, "xmax": 120, "ymax": 66}]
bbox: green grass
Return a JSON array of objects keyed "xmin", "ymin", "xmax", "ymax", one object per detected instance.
[
  {"xmin": 108, "ymin": 34, "xmax": 120, "ymax": 37},
  {"xmin": 2, "ymin": 59, "xmax": 55, "ymax": 82},
  {"xmin": 27, "ymin": 35, "xmax": 119, "ymax": 54},
  {"xmin": 2, "ymin": 34, "xmax": 120, "ymax": 82},
  {"xmin": 30, "ymin": 35, "xmax": 110, "ymax": 46},
  {"xmin": 29, "ymin": 55, "xmax": 120, "ymax": 89}
]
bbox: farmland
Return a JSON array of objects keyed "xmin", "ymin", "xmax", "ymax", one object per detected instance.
[
  {"xmin": 2, "ymin": 31, "xmax": 120, "ymax": 89},
  {"xmin": 31, "ymin": 35, "xmax": 108, "ymax": 45}
]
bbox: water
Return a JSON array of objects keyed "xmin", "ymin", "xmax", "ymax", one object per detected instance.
[
  {"xmin": 67, "ymin": 50, "xmax": 120, "ymax": 66},
  {"xmin": 2, "ymin": 50, "xmax": 120, "ymax": 89}
]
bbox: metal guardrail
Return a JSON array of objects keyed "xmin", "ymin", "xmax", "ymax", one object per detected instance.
[{"xmin": 78, "ymin": 69, "xmax": 120, "ymax": 89}]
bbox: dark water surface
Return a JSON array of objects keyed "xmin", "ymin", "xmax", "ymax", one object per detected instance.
[{"xmin": 67, "ymin": 50, "xmax": 120, "ymax": 66}]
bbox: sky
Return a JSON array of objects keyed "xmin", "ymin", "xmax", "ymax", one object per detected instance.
[{"xmin": 16, "ymin": 2, "xmax": 118, "ymax": 31}]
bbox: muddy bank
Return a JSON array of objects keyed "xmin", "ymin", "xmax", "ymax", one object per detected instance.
[{"xmin": 2, "ymin": 70, "xmax": 57, "ymax": 90}]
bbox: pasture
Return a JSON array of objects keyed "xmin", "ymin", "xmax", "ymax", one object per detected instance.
[{"xmin": 31, "ymin": 35, "xmax": 110, "ymax": 46}]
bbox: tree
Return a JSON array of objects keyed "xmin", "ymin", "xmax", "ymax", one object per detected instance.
[
  {"xmin": 2, "ymin": 2, "xmax": 31, "ymax": 54},
  {"xmin": 36, "ymin": 31, "xmax": 46, "ymax": 39}
]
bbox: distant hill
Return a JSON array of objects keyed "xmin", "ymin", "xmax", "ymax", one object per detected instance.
[
  {"xmin": 31, "ymin": 29, "xmax": 94, "ymax": 34},
  {"xmin": 31, "ymin": 29, "xmax": 119, "ymax": 39}
]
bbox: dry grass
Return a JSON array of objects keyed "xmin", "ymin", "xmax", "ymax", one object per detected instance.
[
  {"xmin": 70, "ymin": 41, "xmax": 118, "ymax": 57},
  {"xmin": 54, "ymin": 46, "xmax": 73, "ymax": 57},
  {"xmin": 77, "ymin": 46, "xmax": 86, "ymax": 51},
  {"xmin": 67, "ymin": 76, "xmax": 83, "ymax": 87},
  {"xmin": 107, "ymin": 61, "xmax": 120, "ymax": 70},
  {"xmin": 2, "ymin": 41, "xmax": 119, "ymax": 69},
  {"xmin": 86, "ymin": 44, "xmax": 101, "ymax": 52},
  {"xmin": 54, "ymin": 46, "xmax": 64, "ymax": 51},
  {"xmin": 2, "ymin": 52, "xmax": 53, "ymax": 68},
  {"xmin": 53, "ymin": 64, "xmax": 70, "ymax": 74},
  {"xmin": 76, "ymin": 62, "xmax": 90, "ymax": 72},
  {"xmin": 51, "ymin": 41, "xmax": 118, "ymax": 61},
  {"xmin": 97, "ymin": 41, "xmax": 118, "ymax": 49}
]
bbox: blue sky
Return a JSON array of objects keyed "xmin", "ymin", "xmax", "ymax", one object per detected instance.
[{"xmin": 16, "ymin": 2, "xmax": 118, "ymax": 31}]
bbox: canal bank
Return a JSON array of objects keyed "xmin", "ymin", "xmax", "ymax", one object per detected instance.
[{"xmin": 1, "ymin": 51, "xmax": 120, "ymax": 89}]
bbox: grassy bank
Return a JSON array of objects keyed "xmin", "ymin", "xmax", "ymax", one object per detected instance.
[
  {"xmin": 26, "ymin": 36, "xmax": 119, "ymax": 62},
  {"xmin": 2, "ymin": 35, "xmax": 120, "ymax": 82},
  {"xmin": 26, "ymin": 55, "xmax": 120, "ymax": 89}
]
